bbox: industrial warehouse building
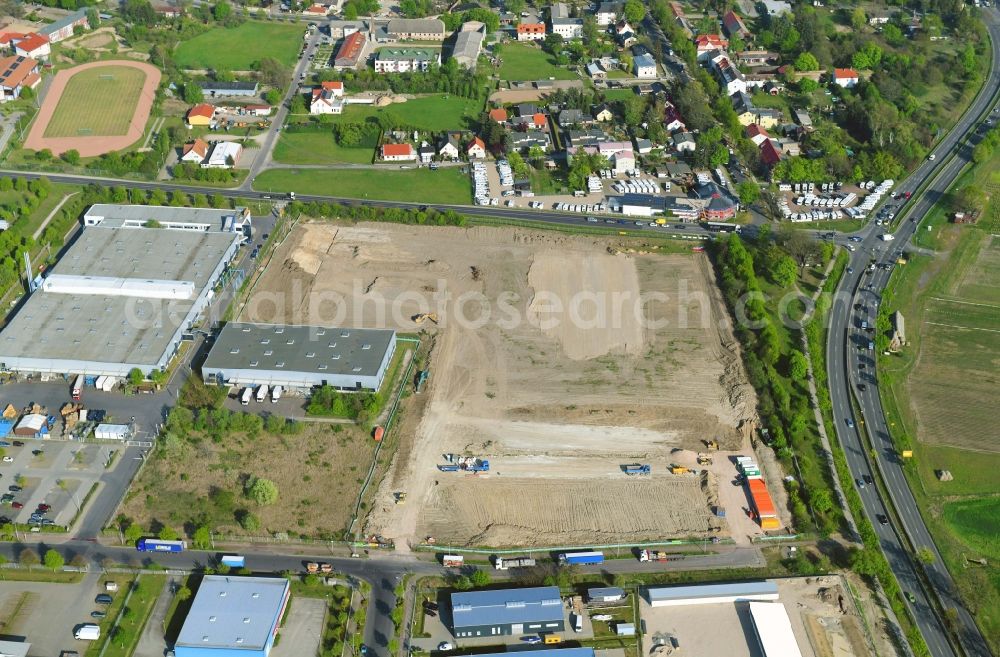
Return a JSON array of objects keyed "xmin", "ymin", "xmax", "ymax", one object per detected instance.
[
  {"xmin": 202, "ymin": 323, "xmax": 396, "ymax": 392},
  {"xmin": 451, "ymin": 586, "xmax": 565, "ymax": 637},
  {"xmin": 644, "ymin": 581, "xmax": 779, "ymax": 607},
  {"xmin": 0, "ymin": 205, "xmax": 249, "ymax": 378},
  {"xmin": 174, "ymin": 575, "xmax": 290, "ymax": 657}
]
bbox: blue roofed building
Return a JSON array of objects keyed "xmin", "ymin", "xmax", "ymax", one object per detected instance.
[
  {"xmin": 174, "ymin": 576, "xmax": 290, "ymax": 657},
  {"xmin": 451, "ymin": 586, "xmax": 565, "ymax": 637}
]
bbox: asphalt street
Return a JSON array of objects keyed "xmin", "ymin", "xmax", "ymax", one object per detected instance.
[{"xmin": 826, "ymin": 9, "xmax": 1000, "ymax": 657}]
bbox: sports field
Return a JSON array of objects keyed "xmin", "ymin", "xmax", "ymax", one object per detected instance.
[
  {"xmin": 174, "ymin": 21, "xmax": 306, "ymax": 70},
  {"xmin": 43, "ymin": 66, "xmax": 147, "ymax": 138}
]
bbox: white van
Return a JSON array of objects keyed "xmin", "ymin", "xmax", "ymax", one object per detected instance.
[
  {"xmin": 255, "ymin": 384, "xmax": 269, "ymax": 403},
  {"xmin": 240, "ymin": 387, "xmax": 252, "ymax": 406},
  {"xmin": 75, "ymin": 625, "xmax": 101, "ymax": 641},
  {"xmin": 271, "ymin": 386, "xmax": 283, "ymax": 403}
]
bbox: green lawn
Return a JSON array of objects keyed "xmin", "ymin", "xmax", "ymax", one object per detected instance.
[
  {"xmin": 602, "ymin": 88, "xmax": 636, "ymax": 102},
  {"xmin": 942, "ymin": 498, "xmax": 1000, "ymax": 559},
  {"xmin": 44, "ymin": 65, "xmax": 148, "ymax": 138},
  {"xmin": 253, "ymin": 167, "xmax": 470, "ymax": 204},
  {"xmin": 498, "ymin": 43, "xmax": 580, "ymax": 81},
  {"xmin": 174, "ymin": 22, "xmax": 306, "ymax": 70},
  {"xmin": 273, "ymin": 131, "xmax": 374, "ymax": 164},
  {"xmin": 302, "ymin": 94, "xmax": 484, "ymax": 132}
]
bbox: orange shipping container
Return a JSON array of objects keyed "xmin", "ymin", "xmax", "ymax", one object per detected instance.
[
  {"xmin": 747, "ymin": 477, "xmax": 777, "ymax": 518},
  {"xmin": 373, "ymin": 426, "xmax": 385, "ymax": 442},
  {"xmin": 760, "ymin": 517, "xmax": 781, "ymax": 530}
]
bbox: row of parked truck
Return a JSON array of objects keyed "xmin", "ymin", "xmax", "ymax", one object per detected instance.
[{"xmin": 239, "ymin": 384, "xmax": 282, "ymax": 405}]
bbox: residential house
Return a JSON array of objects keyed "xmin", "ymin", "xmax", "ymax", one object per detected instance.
[
  {"xmin": 736, "ymin": 50, "xmax": 778, "ymax": 66},
  {"xmin": 310, "ymin": 81, "xmax": 344, "ymax": 115},
  {"xmin": 633, "ymin": 137, "xmax": 653, "ymax": 154},
  {"xmin": 751, "ymin": 108, "xmax": 782, "ymax": 129},
  {"xmin": 510, "ymin": 129, "xmax": 551, "ymax": 151},
  {"xmin": 673, "ymin": 132, "xmax": 696, "ymax": 152},
  {"xmin": 778, "ymin": 139, "xmax": 800, "ymax": 156},
  {"xmin": 664, "ymin": 104, "xmax": 685, "ymax": 131},
  {"xmin": 746, "ymin": 124, "xmax": 770, "ymax": 146},
  {"xmin": 832, "ymin": 67, "xmax": 859, "ymax": 88},
  {"xmin": 198, "ymin": 81, "xmax": 259, "ymax": 97},
  {"xmin": 180, "ymin": 139, "xmax": 209, "ymax": 164},
  {"xmin": 13, "ymin": 33, "xmax": 49, "ymax": 60},
  {"xmin": 586, "ymin": 62, "xmax": 606, "ymax": 79},
  {"xmin": 596, "ymin": 0, "xmax": 624, "ymax": 26},
  {"xmin": 614, "ymin": 20, "xmax": 636, "ymax": 48},
  {"xmin": 204, "ymin": 141, "xmax": 242, "ymax": 169},
  {"xmin": 759, "ymin": 0, "xmax": 792, "ymax": 16},
  {"xmin": 418, "ymin": 142, "xmax": 435, "ymax": 163},
  {"xmin": 793, "ymin": 108, "xmax": 813, "ymax": 130},
  {"xmin": 244, "ymin": 104, "xmax": 271, "ymax": 116},
  {"xmin": 599, "ymin": 141, "xmax": 636, "ymax": 174},
  {"xmin": 731, "ymin": 91, "xmax": 756, "ymax": 125},
  {"xmin": 387, "ymin": 18, "xmax": 447, "ymax": 41},
  {"xmin": 722, "ymin": 11, "xmax": 751, "ymax": 39},
  {"xmin": 466, "ymin": 136, "xmax": 487, "ymax": 159},
  {"xmin": 334, "ymin": 31, "xmax": 366, "ymax": 69},
  {"xmin": 633, "ymin": 53, "xmax": 657, "ymax": 78},
  {"xmin": 382, "ymin": 143, "xmax": 416, "ymax": 161},
  {"xmin": 745, "ymin": 73, "xmax": 781, "ymax": 93},
  {"xmin": 550, "ymin": 17, "xmax": 583, "ymax": 38},
  {"xmin": 438, "ymin": 134, "xmax": 461, "ymax": 159},
  {"xmin": 759, "ymin": 138, "xmax": 782, "ymax": 167},
  {"xmin": 567, "ymin": 128, "xmax": 609, "ymax": 147},
  {"xmin": 516, "ymin": 23, "xmax": 547, "ymax": 41},
  {"xmin": 694, "ymin": 34, "xmax": 728, "ymax": 61},
  {"xmin": 38, "ymin": 7, "xmax": 90, "ymax": 43},
  {"xmin": 593, "ymin": 104, "xmax": 614, "ymax": 122},
  {"xmin": 516, "ymin": 103, "xmax": 539, "ymax": 116},
  {"xmin": 488, "ymin": 108, "xmax": 508, "ymax": 124},
  {"xmin": 550, "ymin": 2, "xmax": 570, "ymax": 19},
  {"xmin": 868, "ymin": 10, "xmax": 891, "ymax": 26},
  {"xmin": 557, "ymin": 108, "xmax": 593, "ymax": 127},
  {"xmin": 374, "ymin": 48, "xmax": 440, "ymax": 73},
  {"xmin": 186, "ymin": 103, "xmax": 215, "ymax": 127},
  {"xmin": 512, "ymin": 112, "xmax": 548, "ymax": 130},
  {"xmin": 694, "ymin": 181, "xmax": 738, "ymax": 219},
  {"xmin": 714, "ymin": 57, "xmax": 746, "ymax": 95},
  {"xmin": 303, "ymin": 4, "xmax": 330, "ymax": 17}
]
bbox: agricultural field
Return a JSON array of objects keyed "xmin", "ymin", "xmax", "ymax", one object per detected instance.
[
  {"xmin": 244, "ymin": 222, "xmax": 760, "ymax": 549},
  {"xmin": 879, "ymin": 148, "xmax": 1000, "ymax": 652},
  {"xmin": 43, "ymin": 66, "xmax": 147, "ymax": 138},
  {"xmin": 252, "ymin": 167, "xmax": 470, "ymax": 204},
  {"xmin": 272, "ymin": 130, "xmax": 374, "ymax": 165},
  {"xmin": 308, "ymin": 94, "xmax": 484, "ymax": 132},
  {"xmin": 174, "ymin": 21, "xmax": 306, "ymax": 70},
  {"xmin": 498, "ymin": 43, "xmax": 581, "ymax": 81}
]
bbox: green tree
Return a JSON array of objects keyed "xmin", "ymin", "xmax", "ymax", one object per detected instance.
[
  {"xmin": 623, "ymin": 0, "xmax": 646, "ymax": 24},
  {"xmin": 19, "ymin": 548, "xmax": 39, "ymax": 570},
  {"xmin": 61, "ymin": 149, "xmax": 81, "ymax": 165},
  {"xmin": 176, "ymin": 585, "xmax": 192, "ymax": 601},
  {"xmin": 159, "ymin": 525, "xmax": 179, "ymax": 541},
  {"xmin": 246, "ymin": 478, "xmax": 279, "ymax": 506},
  {"xmin": 850, "ymin": 7, "xmax": 866, "ymax": 31},
  {"xmin": 237, "ymin": 510, "xmax": 261, "ymax": 531},
  {"xmin": 767, "ymin": 253, "xmax": 798, "ymax": 288},
  {"xmin": 788, "ymin": 350, "xmax": 809, "ymax": 379},
  {"xmin": 43, "ymin": 549, "xmax": 65, "ymax": 572},
  {"xmin": 470, "ymin": 569, "xmax": 491, "ymax": 587},
  {"xmin": 127, "ymin": 368, "xmax": 144, "ymax": 386},
  {"xmin": 452, "ymin": 575, "xmax": 472, "ymax": 590},
  {"xmin": 212, "ymin": 0, "xmax": 232, "ymax": 21},
  {"xmin": 794, "ymin": 52, "xmax": 819, "ymax": 71},
  {"xmin": 183, "ymin": 83, "xmax": 204, "ymax": 104},
  {"xmin": 124, "ymin": 522, "xmax": 143, "ymax": 545},
  {"xmin": 951, "ymin": 184, "xmax": 986, "ymax": 213},
  {"xmin": 192, "ymin": 525, "xmax": 212, "ymax": 549},
  {"xmin": 917, "ymin": 547, "xmax": 936, "ymax": 565},
  {"xmin": 264, "ymin": 89, "xmax": 282, "ymax": 105},
  {"xmin": 737, "ymin": 181, "xmax": 760, "ymax": 206}
]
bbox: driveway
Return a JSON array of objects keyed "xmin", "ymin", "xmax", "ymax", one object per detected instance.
[
  {"xmin": 133, "ymin": 575, "xmax": 177, "ymax": 657},
  {"xmin": 271, "ymin": 596, "xmax": 326, "ymax": 657}
]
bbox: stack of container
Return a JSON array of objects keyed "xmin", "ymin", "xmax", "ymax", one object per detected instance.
[{"xmin": 736, "ymin": 455, "xmax": 780, "ymax": 530}]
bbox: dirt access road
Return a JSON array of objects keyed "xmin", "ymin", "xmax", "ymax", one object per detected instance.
[{"xmin": 246, "ymin": 222, "xmax": 759, "ymax": 549}]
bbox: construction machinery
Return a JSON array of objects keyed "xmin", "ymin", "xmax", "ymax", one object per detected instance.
[
  {"xmin": 439, "ymin": 454, "xmax": 490, "ymax": 472},
  {"xmin": 705, "ymin": 439, "xmax": 719, "ymax": 450},
  {"xmin": 394, "ymin": 492, "xmax": 407, "ymax": 504},
  {"xmin": 669, "ymin": 465, "xmax": 691, "ymax": 475},
  {"xmin": 696, "ymin": 453, "xmax": 713, "ymax": 466},
  {"xmin": 412, "ymin": 313, "xmax": 439, "ymax": 324},
  {"xmin": 306, "ymin": 562, "xmax": 319, "ymax": 573},
  {"xmin": 622, "ymin": 463, "xmax": 651, "ymax": 475},
  {"xmin": 415, "ymin": 369, "xmax": 429, "ymax": 393}
]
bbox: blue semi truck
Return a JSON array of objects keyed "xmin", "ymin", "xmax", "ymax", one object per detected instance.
[
  {"xmin": 558, "ymin": 551, "xmax": 604, "ymax": 565},
  {"xmin": 136, "ymin": 539, "xmax": 187, "ymax": 552}
]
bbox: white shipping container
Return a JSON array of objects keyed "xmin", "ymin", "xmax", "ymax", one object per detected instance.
[
  {"xmin": 102, "ymin": 377, "xmax": 116, "ymax": 392},
  {"xmin": 94, "ymin": 376, "xmax": 107, "ymax": 390}
]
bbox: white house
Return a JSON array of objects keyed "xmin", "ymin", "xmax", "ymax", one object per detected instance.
[
  {"xmin": 634, "ymin": 53, "xmax": 657, "ymax": 78},
  {"xmin": 382, "ymin": 143, "xmax": 416, "ymax": 161},
  {"xmin": 832, "ymin": 67, "xmax": 860, "ymax": 88},
  {"xmin": 466, "ymin": 137, "xmax": 487, "ymax": 159},
  {"xmin": 673, "ymin": 132, "xmax": 696, "ymax": 152},
  {"xmin": 310, "ymin": 81, "xmax": 345, "ymax": 115},
  {"xmin": 203, "ymin": 141, "xmax": 242, "ymax": 169}
]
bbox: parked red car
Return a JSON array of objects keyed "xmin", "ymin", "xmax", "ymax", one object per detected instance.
[{"xmin": 11, "ymin": 502, "xmax": 22, "ymax": 509}]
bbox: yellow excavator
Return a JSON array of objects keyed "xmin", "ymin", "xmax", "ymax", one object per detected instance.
[{"xmin": 412, "ymin": 313, "xmax": 439, "ymax": 324}]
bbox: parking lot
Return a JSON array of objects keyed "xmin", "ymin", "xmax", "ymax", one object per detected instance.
[
  {"xmin": 0, "ymin": 571, "xmax": 109, "ymax": 656},
  {"xmin": 271, "ymin": 597, "xmax": 326, "ymax": 657}
]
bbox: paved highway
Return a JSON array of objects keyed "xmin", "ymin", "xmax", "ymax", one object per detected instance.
[{"xmin": 827, "ymin": 9, "xmax": 1000, "ymax": 657}]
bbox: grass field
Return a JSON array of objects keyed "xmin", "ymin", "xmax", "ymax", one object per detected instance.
[
  {"xmin": 43, "ymin": 66, "xmax": 147, "ymax": 138},
  {"xmin": 498, "ymin": 43, "xmax": 580, "ymax": 81},
  {"xmin": 174, "ymin": 21, "xmax": 306, "ymax": 70},
  {"xmin": 301, "ymin": 94, "xmax": 484, "ymax": 132},
  {"xmin": 877, "ymin": 145, "xmax": 1000, "ymax": 653},
  {"xmin": 273, "ymin": 131, "xmax": 374, "ymax": 164},
  {"xmin": 253, "ymin": 167, "xmax": 471, "ymax": 204}
]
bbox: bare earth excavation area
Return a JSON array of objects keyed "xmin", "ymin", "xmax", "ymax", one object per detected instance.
[{"xmin": 246, "ymin": 222, "xmax": 758, "ymax": 548}]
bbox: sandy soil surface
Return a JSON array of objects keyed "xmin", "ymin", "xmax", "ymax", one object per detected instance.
[{"xmin": 246, "ymin": 222, "xmax": 759, "ymax": 548}]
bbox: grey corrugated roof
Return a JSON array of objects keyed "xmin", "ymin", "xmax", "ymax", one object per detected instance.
[
  {"xmin": 588, "ymin": 587, "xmax": 625, "ymax": 598},
  {"xmin": 176, "ymin": 576, "xmax": 289, "ymax": 651},
  {"xmin": 451, "ymin": 586, "xmax": 563, "ymax": 629},
  {"xmin": 38, "ymin": 8, "xmax": 87, "ymax": 35},
  {"xmin": 646, "ymin": 581, "xmax": 778, "ymax": 602}
]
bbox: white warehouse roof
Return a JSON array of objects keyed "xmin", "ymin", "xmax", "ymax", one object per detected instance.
[
  {"xmin": 748, "ymin": 601, "xmax": 803, "ymax": 657},
  {"xmin": 42, "ymin": 274, "xmax": 195, "ymax": 300},
  {"xmin": 176, "ymin": 576, "xmax": 290, "ymax": 653},
  {"xmin": 645, "ymin": 581, "xmax": 779, "ymax": 606}
]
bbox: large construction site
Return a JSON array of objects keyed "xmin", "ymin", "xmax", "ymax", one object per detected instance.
[{"xmin": 245, "ymin": 221, "xmax": 768, "ymax": 549}]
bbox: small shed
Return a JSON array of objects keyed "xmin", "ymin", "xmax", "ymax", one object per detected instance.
[
  {"xmin": 14, "ymin": 414, "xmax": 47, "ymax": 437},
  {"xmin": 94, "ymin": 424, "xmax": 130, "ymax": 441},
  {"xmin": 616, "ymin": 622, "xmax": 636, "ymax": 636},
  {"xmin": 0, "ymin": 419, "xmax": 12, "ymax": 437},
  {"xmin": 588, "ymin": 587, "xmax": 627, "ymax": 602}
]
